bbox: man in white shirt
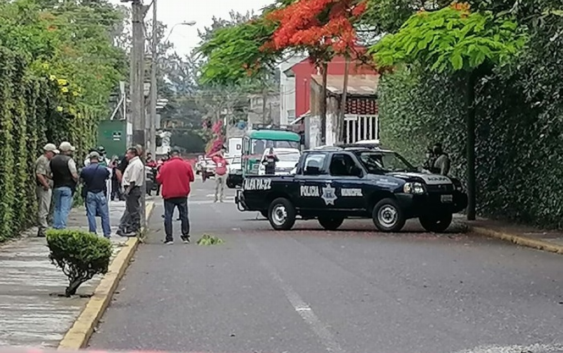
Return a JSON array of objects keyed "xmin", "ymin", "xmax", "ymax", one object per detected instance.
[{"xmin": 117, "ymin": 147, "xmax": 144, "ymax": 237}]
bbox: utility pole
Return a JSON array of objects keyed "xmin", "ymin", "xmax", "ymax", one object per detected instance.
[
  {"xmin": 149, "ymin": 0, "xmax": 157, "ymax": 158},
  {"xmin": 130, "ymin": 0, "xmax": 147, "ymax": 230},
  {"xmin": 131, "ymin": 0, "xmax": 146, "ymax": 150}
]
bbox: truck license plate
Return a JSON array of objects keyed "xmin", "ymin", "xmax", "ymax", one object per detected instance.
[{"xmin": 441, "ymin": 194, "xmax": 453, "ymax": 203}]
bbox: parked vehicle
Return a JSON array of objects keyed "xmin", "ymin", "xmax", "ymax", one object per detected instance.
[
  {"xmin": 200, "ymin": 158, "xmax": 216, "ymax": 180},
  {"xmin": 241, "ymin": 125, "xmax": 301, "ymax": 178},
  {"xmin": 227, "ymin": 156, "xmax": 243, "ymax": 189},
  {"xmin": 235, "ymin": 146, "xmax": 468, "ymax": 233},
  {"xmin": 258, "ymin": 147, "xmax": 301, "ymax": 175}
]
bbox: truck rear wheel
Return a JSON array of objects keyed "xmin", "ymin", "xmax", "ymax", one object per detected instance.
[
  {"xmin": 419, "ymin": 213, "xmax": 453, "ymax": 233},
  {"xmin": 372, "ymin": 198, "xmax": 406, "ymax": 232},
  {"xmin": 268, "ymin": 198, "xmax": 296, "ymax": 230},
  {"xmin": 318, "ymin": 216, "xmax": 344, "ymax": 230}
]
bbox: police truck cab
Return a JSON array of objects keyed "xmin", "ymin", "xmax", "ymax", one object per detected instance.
[{"xmin": 235, "ymin": 146, "xmax": 468, "ymax": 233}]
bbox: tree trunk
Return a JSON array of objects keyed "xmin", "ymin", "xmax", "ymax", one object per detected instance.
[
  {"xmin": 337, "ymin": 57, "xmax": 350, "ymax": 144},
  {"xmin": 320, "ymin": 62, "xmax": 328, "ymax": 145},
  {"xmin": 66, "ymin": 278, "xmax": 83, "ymax": 297},
  {"xmin": 466, "ymin": 72, "xmax": 477, "ymax": 221}
]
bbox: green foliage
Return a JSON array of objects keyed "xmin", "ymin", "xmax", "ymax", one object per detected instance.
[
  {"xmin": 371, "ymin": 6, "xmax": 527, "ymax": 73},
  {"xmin": 196, "ymin": 234, "xmax": 224, "ymax": 245},
  {"xmin": 0, "ymin": 0, "xmax": 126, "ymax": 242},
  {"xmin": 378, "ymin": 3, "xmax": 563, "ymax": 228},
  {"xmin": 47, "ymin": 229, "xmax": 113, "ymax": 296},
  {"xmin": 199, "ymin": 17, "xmax": 280, "ymax": 85}
]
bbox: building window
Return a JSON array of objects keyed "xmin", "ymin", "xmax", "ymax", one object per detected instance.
[{"xmin": 287, "ymin": 109, "xmax": 296, "ymax": 123}]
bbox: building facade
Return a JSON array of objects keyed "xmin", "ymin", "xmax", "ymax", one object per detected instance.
[
  {"xmin": 279, "ymin": 55, "xmax": 307, "ymax": 125},
  {"xmin": 308, "ymin": 74, "xmax": 379, "ymax": 148},
  {"xmin": 287, "ymin": 56, "xmax": 378, "ymax": 119}
]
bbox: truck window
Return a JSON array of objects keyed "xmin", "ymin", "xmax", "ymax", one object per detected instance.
[
  {"xmin": 303, "ymin": 153, "xmax": 326, "ymax": 175},
  {"xmin": 329, "ymin": 153, "xmax": 359, "ymax": 176}
]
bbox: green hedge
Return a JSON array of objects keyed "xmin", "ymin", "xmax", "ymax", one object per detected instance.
[
  {"xmin": 378, "ymin": 23, "xmax": 563, "ymax": 228},
  {"xmin": 0, "ymin": 47, "xmax": 102, "ymax": 242}
]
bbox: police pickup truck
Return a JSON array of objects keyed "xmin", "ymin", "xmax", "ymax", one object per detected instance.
[{"xmin": 235, "ymin": 146, "xmax": 468, "ymax": 233}]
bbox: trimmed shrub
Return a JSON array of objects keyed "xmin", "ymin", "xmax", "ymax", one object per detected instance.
[{"xmin": 46, "ymin": 229, "xmax": 113, "ymax": 297}]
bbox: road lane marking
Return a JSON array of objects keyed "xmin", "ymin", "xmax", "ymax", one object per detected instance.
[
  {"xmin": 244, "ymin": 238, "xmax": 345, "ymax": 353},
  {"xmin": 452, "ymin": 344, "xmax": 563, "ymax": 353}
]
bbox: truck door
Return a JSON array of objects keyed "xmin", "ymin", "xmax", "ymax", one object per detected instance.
[
  {"xmin": 293, "ymin": 152, "xmax": 330, "ymax": 211},
  {"xmin": 328, "ymin": 152, "xmax": 367, "ymax": 211}
]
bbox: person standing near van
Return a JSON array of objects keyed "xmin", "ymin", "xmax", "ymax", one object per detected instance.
[{"xmin": 209, "ymin": 150, "xmax": 228, "ymax": 203}]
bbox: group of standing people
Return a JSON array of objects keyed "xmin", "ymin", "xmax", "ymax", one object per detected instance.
[
  {"xmin": 35, "ymin": 140, "xmax": 203, "ymax": 245},
  {"xmin": 34, "ymin": 142, "xmax": 148, "ymax": 239}
]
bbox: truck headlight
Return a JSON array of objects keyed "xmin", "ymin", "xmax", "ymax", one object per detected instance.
[{"xmin": 403, "ymin": 182, "xmax": 425, "ymax": 194}]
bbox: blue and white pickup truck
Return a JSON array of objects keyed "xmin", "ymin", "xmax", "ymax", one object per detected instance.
[{"xmin": 235, "ymin": 146, "xmax": 467, "ymax": 233}]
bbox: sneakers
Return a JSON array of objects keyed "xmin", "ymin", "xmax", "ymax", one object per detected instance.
[{"xmin": 164, "ymin": 236, "xmax": 189, "ymax": 244}]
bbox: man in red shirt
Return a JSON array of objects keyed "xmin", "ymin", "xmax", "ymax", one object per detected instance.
[
  {"xmin": 209, "ymin": 150, "xmax": 228, "ymax": 202},
  {"xmin": 156, "ymin": 149, "xmax": 195, "ymax": 244}
]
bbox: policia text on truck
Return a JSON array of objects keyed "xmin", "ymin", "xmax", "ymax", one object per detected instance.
[{"xmin": 235, "ymin": 147, "xmax": 468, "ymax": 233}]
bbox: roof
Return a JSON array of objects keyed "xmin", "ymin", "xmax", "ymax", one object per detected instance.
[
  {"xmin": 246, "ymin": 129, "xmax": 301, "ymax": 142},
  {"xmin": 311, "ymin": 74, "xmax": 379, "ymax": 96}
]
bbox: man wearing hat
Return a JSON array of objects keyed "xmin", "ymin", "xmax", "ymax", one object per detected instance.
[
  {"xmin": 80, "ymin": 151, "xmax": 111, "ymax": 238},
  {"xmin": 35, "ymin": 143, "xmax": 58, "ymax": 237},
  {"xmin": 50, "ymin": 141, "xmax": 79, "ymax": 229}
]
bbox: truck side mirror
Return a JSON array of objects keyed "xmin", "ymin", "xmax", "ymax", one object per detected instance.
[{"xmin": 352, "ymin": 166, "xmax": 363, "ymax": 177}]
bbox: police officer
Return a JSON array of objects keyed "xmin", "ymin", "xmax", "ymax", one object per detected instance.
[{"xmin": 431, "ymin": 143, "xmax": 450, "ymax": 176}]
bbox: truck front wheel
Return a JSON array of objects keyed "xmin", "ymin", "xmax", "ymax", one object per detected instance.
[
  {"xmin": 318, "ymin": 216, "xmax": 344, "ymax": 230},
  {"xmin": 268, "ymin": 198, "xmax": 296, "ymax": 230},
  {"xmin": 372, "ymin": 198, "xmax": 406, "ymax": 232},
  {"xmin": 419, "ymin": 213, "xmax": 453, "ymax": 233}
]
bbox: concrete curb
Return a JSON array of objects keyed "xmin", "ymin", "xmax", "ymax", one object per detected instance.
[
  {"xmin": 57, "ymin": 201, "xmax": 156, "ymax": 350},
  {"xmin": 470, "ymin": 226, "xmax": 563, "ymax": 255}
]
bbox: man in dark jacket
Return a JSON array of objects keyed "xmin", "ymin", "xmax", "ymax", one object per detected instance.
[
  {"xmin": 156, "ymin": 149, "xmax": 195, "ymax": 244},
  {"xmin": 50, "ymin": 141, "xmax": 79, "ymax": 229},
  {"xmin": 80, "ymin": 152, "xmax": 111, "ymax": 238}
]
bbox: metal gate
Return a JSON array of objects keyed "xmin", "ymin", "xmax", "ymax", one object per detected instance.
[{"xmin": 343, "ymin": 114, "xmax": 378, "ymax": 143}]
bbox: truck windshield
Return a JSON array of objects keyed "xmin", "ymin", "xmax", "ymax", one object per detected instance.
[
  {"xmin": 277, "ymin": 152, "xmax": 300, "ymax": 163},
  {"xmin": 355, "ymin": 151, "xmax": 416, "ymax": 173}
]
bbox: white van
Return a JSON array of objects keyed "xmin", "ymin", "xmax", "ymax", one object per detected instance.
[{"xmin": 258, "ymin": 148, "xmax": 301, "ymax": 175}]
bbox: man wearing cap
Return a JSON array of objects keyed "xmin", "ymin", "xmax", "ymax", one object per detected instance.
[
  {"xmin": 80, "ymin": 152, "xmax": 111, "ymax": 238},
  {"xmin": 50, "ymin": 141, "xmax": 79, "ymax": 229},
  {"xmin": 35, "ymin": 143, "xmax": 58, "ymax": 237}
]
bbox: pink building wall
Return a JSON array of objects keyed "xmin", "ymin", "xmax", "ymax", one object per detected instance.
[{"xmin": 290, "ymin": 56, "xmax": 378, "ymax": 117}]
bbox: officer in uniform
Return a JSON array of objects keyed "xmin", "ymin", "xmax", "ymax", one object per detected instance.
[{"xmin": 424, "ymin": 143, "xmax": 451, "ymax": 176}]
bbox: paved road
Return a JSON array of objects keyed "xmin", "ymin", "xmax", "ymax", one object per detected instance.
[{"xmin": 90, "ymin": 179, "xmax": 563, "ymax": 353}]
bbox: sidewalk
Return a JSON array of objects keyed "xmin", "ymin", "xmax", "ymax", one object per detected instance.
[
  {"xmin": 0, "ymin": 201, "xmax": 133, "ymax": 348},
  {"xmin": 455, "ymin": 214, "xmax": 563, "ymax": 254}
]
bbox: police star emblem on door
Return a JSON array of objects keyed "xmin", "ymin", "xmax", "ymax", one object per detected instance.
[{"xmin": 321, "ymin": 184, "xmax": 337, "ymax": 205}]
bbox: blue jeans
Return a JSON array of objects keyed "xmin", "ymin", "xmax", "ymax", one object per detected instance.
[
  {"xmin": 53, "ymin": 187, "xmax": 73, "ymax": 229},
  {"xmin": 164, "ymin": 197, "xmax": 189, "ymax": 242},
  {"xmin": 86, "ymin": 191, "xmax": 111, "ymax": 237}
]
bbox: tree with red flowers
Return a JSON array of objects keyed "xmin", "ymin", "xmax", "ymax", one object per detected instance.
[{"xmin": 262, "ymin": 0, "xmax": 367, "ymax": 143}]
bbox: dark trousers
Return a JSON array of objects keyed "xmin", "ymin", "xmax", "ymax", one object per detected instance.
[
  {"xmin": 111, "ymin": 179, "xmax": 123, "ymax": 201},
  {"xmin": 163, "ymin": 197, "xmax": 189, "ymax": 241},
  {"xmin": 119, "ymin": 186, "xmax": 141, "ymax": 234}
]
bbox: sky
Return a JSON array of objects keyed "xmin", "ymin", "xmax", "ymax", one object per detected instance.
[{"xmin": 110, "ymin": 0, "xmax": 273, "ymax": 56}]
